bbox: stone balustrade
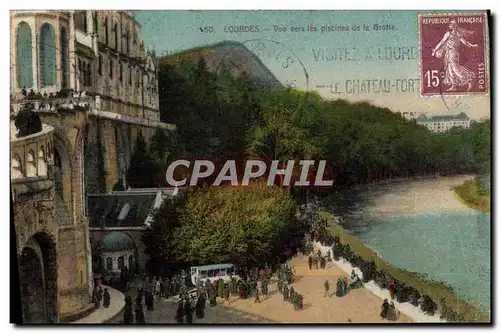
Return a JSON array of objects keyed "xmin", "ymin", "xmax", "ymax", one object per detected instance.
[
  {"xmin": 11, "ymin": 123, "xmax": 55, "ymax": 180},
  {"xmin": 10, "ymin": 93, "xmax": 94, "ymax": 117}
]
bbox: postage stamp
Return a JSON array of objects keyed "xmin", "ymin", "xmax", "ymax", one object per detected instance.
[{"xmin": 418, "ymin": 12, "xmax": 489, "ymax": 96}]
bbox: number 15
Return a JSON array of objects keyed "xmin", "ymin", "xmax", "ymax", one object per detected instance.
[{"xmin": 425, "ymin": 70, "xmax": 440, "ymax": 88}]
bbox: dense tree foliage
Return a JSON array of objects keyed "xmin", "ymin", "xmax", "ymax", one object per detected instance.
[
  {"xmin": 152, "ymin": 58, "xmax": 491, "ymax": 189},
  {"xmin": 143, "ymin": 183, "xmax": 305, "ymax": 272},
  {"xmin": 139, "ymin": 57, "xmax": 490, "ymax": 270},
  {"xmin": 126, "ymin": 134, "xmax": 157, "ymax": 188}
]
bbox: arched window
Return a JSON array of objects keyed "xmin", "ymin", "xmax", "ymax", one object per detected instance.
[
  {"xmin": 128, "ymin": 255, "xmax": 134, "ymax": 272},
  {"xmin": 60, "ymin": 27, "xmax": 69, "ymax": 88},
  {"xmin": 118, "ymin": 256, "xmax": 124, "ymax": 270},
  {"xmin": 39, "ymin": 23, "xmax": 56, "ymax": 87},
  {"xmin": 119, "ymin": 63, "xmax": 123, "ymax": 82},
  {"xmin": 128, "ymin": 66, "xmax": 132, "ymax": 85},
  {"xmin": 114, "ymin": 23, "xmax": 118, "ymax": 50},
  {"xmin": 78, "ymin": 59, "xmax": 84, "ymax": 86},
  {"xmin": 11, "ymin": 154, "xmax": 23, "ymax": 179},
  {"xmin": 86, "ymin": 63, "xmax": 91, "ymax": 86},
  {"xmin": 126, "ymin": 30, "xmax": 130, "ymax": 54},
  {"xmin": 75, "ymin": 11, "xmax": 87, "ymax": 32},
  {"xmin": 136, "ymin": 70, "xmax": 140, "ymax": 87},
  {"xmin": 54, "ymin": 149, "xmax": 63, "ymax": 194},
  {"xmin": 16, "ymin": 22, "xmax": 33, "ymax": 88},
  {"xmin": 109, "ymin": 60, "xmax": 113, "ymax": 78},
  {"xmin": 106, "ymin": 257, "xmax": 113, "ymax": 271},
  {"xmin": 26, "ymin": 150, "xmax": 36, "ymax": 177},
  {"xmin": 104, "ymin": 17, "xmax": 109, "ymax": 45},
  {"xmin": 98, "ymin": 54, "xmax": 102, "ymax": 75},
  {"xmin": 38, "ymin": 146, "xmax": 47, "ymax": 176}
]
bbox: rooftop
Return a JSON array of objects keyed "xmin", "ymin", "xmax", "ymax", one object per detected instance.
[
  {"xmin": 417, "ymin": 112, "xmax": 469, "ymax": 123},
  {"xmin": 87, "ymin": 193, "xmax": 157, "ymax": 228},
  {"xmin": 191, "ymin": 263, "xmax": 235, "ymax": 270}
]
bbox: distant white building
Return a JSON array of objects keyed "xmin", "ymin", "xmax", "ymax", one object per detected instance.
[{"xmin": 417, "ymin": 112, "xmax": 471, "ymax": 133}]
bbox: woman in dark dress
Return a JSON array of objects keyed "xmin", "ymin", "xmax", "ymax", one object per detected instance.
[
  {"xmin": 175, "ymin": 300, "xmax": 184, "ymax": 324},
  {"xmin": 102, "ymin": 288, "xmax": 110, "ymax": 308},
  {"xmin": 195, "ymin": 293, "xmax": 206, "ymax": 319},
  {"xmin": 135, "ymin": 303, "xmax": 146, "ymax": 323}
]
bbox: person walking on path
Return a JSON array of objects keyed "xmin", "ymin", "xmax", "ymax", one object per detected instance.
[
  {"xmin": 254, "ymin": 287, "xmax": 261, "ymax": 303},
  {"xmin": 102, "ymin": 288, "xmax": 110, "ymax": 308},
  {"xmin": 122, "ymin": 296, "xmax": 134, "ymax": 324},
  {"xmin": 195, "ymin": 292, "xmax": 206, "ymax": 319},
  {"xmin": 224, "ymin": 283, "xmax": 230, "ymax": 304},
  {"xmin": 283, "ymin": 284, "xmax": 289, "ymax": 302},
  {"xmin": 135, "ymin": 303, "xmax": 146, "ymax": 323},
  {"xmin": 324, "ymin": 279, "xmax": 330, "ymax": 297},
  {"xmin": 278, "ymin": 279, "xmax": 283, "ymax": 294},
  {"xmin": 388, "ymin": 279, "xmax": 396, "ymax": 300},
  {"xmin": 175, "ymin": 300, "xmax": 184, "ymax": 324},
  {"xmin": 308, "ymin": 256, "xmax": 313, "ymax": 270},
  {"xmin": 185, "ymin": 299, "xmax": 194, "ymax": 324}
]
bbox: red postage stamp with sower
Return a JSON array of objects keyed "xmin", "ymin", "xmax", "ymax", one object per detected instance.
[{"xmin": 419, "ymin": 13, "xmax": 488, "ymax": 96}]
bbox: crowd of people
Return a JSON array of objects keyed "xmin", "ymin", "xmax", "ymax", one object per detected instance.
[{"xmin": 114, "ymin": 244, "xmax": 403, "ymax": 324}]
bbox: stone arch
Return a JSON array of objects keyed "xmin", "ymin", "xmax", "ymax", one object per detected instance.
[
  {"xmin": 52, "ymin": 133, "xmax": 73, "ymax": 225},
  {"xmin": 38, "ymin": 146, "xmax": 47, "ymax": 177},
  {"xmin": 16, "ymin": 21, "xmax": 33, "ymax": 88},
  {"xmin": 26, "ymin": 149, "xmax": 36, "ymax": 177},
  {"xmin": 19, "ymin": 232, "xmax": 57, "ymax": 323},
  {"xmin": 73, "ymin": 127, "xmax": 85, "ymax": 216},
  {"xmin": 39, "ymin": 23, "xmax": 56, "ymax": 87},
  {"xmin": 11, "ymin": 153, "xmax": 23, "ymax": 179}
]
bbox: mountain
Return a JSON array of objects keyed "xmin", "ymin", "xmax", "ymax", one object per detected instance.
[{"xmin": 158, "ymin": 41, "xmax": 284, "ymax": 89}]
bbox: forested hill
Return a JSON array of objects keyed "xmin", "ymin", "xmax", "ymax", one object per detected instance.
[
  {"xmin": 158, "ymin": 41, "xmax": 283, "ymax": 89},
  {"xmin": 126, "ymin": 56, "xmax": 491, "ymax": 191}
]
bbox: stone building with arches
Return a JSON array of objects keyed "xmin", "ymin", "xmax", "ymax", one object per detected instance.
[{"xmin": 10, "ymin": 10, "xmax": 175, "ymax": 323}]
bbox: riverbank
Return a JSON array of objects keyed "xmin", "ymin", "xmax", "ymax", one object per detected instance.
[
  {"xmin": 453, "ymin": 178, "xmax": 490, "ymax": 213},
  {"xmin": 319, "ymin": 211, "xmax": 490, "ymax": 323},
  {"xmin": 361, "ymin": 175, "xmax": 476, "ymax": 217}
]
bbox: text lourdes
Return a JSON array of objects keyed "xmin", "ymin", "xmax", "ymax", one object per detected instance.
[{"xmin": 312, "ymin": 46, "xmax": 418, "ymax": 61}]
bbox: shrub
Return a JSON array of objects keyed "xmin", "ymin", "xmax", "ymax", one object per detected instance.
[
  {"xmin": 408, "ymin": 287, "xmax": 421, "ymax": 307},
  {"xmin": 421, "ymin": 295, "xmax": 438, "ymax": 315},
  {"xmin": 360, "ymin": 261, "xmax": 377, "ymax": 282},
  {"xmin": 394, "ymin": 283, "xmax": 413, "ymax": 303},
  {"xmin": 374, "ymin": 270, "xmax": 388, "ymax": 289}
]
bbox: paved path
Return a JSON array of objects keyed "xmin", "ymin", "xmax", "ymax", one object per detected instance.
[
  {"xmin": 108, "ymin": 283, "xmax": 273, "ymax": 324},
  {"xmin": 72, "ymin": 286, "xmax": 125, "ymax": 324},
  {"xmin": 218, "ymin": 256, "xmax": 413, "ymax": 323}
]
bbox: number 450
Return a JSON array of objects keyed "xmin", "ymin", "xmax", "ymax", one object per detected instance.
[{"xmin": 424, "ymin": 70, "xmax": 440, "ymax": 88}]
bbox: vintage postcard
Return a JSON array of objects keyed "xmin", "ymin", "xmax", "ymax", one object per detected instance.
[{"xmin": 10, "ymin": 10, "xmax": 491, "ymax": 324}]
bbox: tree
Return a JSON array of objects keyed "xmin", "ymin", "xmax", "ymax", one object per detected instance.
[
  {"xmin": 126, "ymin": 134, "xmax": 157, "ymax": 188},
  {"xmin": 170, "ymin": 182, "xmax": 302, "ymax": 267},
  {"xmin": 14, "ymin": 103, "xmax": 42, "ymax": 137},
  {"xmin": 142, "ymin": 196, "xmax": 186, "ymax": 276}
]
